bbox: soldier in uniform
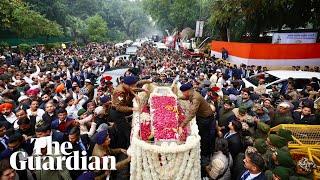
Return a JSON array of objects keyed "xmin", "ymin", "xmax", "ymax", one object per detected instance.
[
  {"xmin": 178, "ymin": 82, "xmax": 215, "ymax": 157},
  {"xmin": 110, "ymin": 75, "xmax": 151, "ymax": 149}
]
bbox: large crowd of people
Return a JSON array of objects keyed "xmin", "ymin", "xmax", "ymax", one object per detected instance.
[{"xmin": 0, "ymin": 42, "xmax": 319, "ymax": 180}]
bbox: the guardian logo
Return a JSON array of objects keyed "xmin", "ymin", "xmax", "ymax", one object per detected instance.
[{"xmin": 9, "ymin": 136, "xmax": 116, "ymax": 171}]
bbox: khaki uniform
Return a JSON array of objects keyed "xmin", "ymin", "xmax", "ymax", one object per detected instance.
[
  {"xmin": 92, "ymin": 144, "xmax": 130, "ymax": 180},
  {"xmin": 111, "ymin": 84, "xmax": 135, "ymax": 113},
  {"xmin": 185, "ymin": 90, "xmax": 214, "ymax": 123},
  {"xmin": 111, "ymin": 80, "xmax": 150, "ymax": 113},
  {"xmin": 184, "ymin": 90, "xmax": 215, "ymax": 157},
  {"xmin": 110, "ymin": 80, "xmax": 150, "ymax": 148}
]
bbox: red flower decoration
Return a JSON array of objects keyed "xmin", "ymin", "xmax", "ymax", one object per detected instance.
[
  {"xmin": 141, "ymin": 105, "xmax": 150, "ymax": 113},
  {"xmin": 151, "ymin": 96, "xmax": 178, "ymax": 141},
  {"xmin": 140, "ymin": 122, "xmax": 151, "ymax": 141},
  {"xmin": 177, "ymin": 104, "xmax": 190, "ymax": 141}
]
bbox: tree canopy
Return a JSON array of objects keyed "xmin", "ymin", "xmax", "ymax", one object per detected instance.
[
  {"xmin": 142, "ymin": 0, "xmax": 320, "ymax": 42},
  {"xmin": 22, "ymin": 0, "xmax": 152, "ymax": 42},
  {"xmin": 0, "ymin": 0, "xmax": 62, "ymax": 38},
  {"xmin": 85, "ymin": 14, "xmax": 108, "ymax": 42},
  {"xmin": 0, "ymin": 0, "xmax": 319, "ymax": 42}
]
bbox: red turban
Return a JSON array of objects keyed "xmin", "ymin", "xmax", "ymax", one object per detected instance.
[
  {"xmin": 1, "ymin": 103, "xmax": 13, "ymax": 110},
  {"xmin": 55, "ymin": 83, "xmax": 65, "ymax": 93}
]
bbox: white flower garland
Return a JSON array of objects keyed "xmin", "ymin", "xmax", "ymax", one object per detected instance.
[
  {"xmin": 140, "ymin": 112, "xmax": 151, "ymax": 123},
  {"xmin": 129, "ymin": 117, "xmax": 201, "ymax": 179}
]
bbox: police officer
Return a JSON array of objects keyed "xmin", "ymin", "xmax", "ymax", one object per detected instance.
[
  {"xmin": 178, "ymin": 82, "xmax": 215, "ymax": 157},
  {"xmin": 110, "ymin": 75, "xmax": 150, "ymax": 148}
]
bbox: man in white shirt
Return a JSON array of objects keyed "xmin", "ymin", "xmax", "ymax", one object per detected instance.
[
  {"xmin": 65, "ymin": 97, "xmax": 83, "ymax": 119},
  {"xmin": 26, "ymin": 100, "xmax": 45, "ymax": 123}
]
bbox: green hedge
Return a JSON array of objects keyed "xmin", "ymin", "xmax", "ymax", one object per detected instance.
[
  {"xmin": 44, "ymin": 42, "xmax": 61, "ymax": 50},
  {"xmin": 18, "ymin": 43, "xmax": 32, "ymax": 52},
  {"xmin": 0, "ymin": 36, "xmax": 72, "ymax": 46}
]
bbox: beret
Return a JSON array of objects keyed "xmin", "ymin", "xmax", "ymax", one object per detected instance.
[
  {"xmin": 238, "ymin": 106, "xmax": 247, "ymax": 114},
  {"xmin": 277, "ymin": 128, "xmax": 293, "ymax": 142},
  {"xmin": 272, "ymin": 166, "xmax": 291, "ymax": 180},
  {"xmin": 100, "ymin": 96, "xmax": 110, "ymax": 104},
  {"xmin": 96, "ymin": 130, "xmax": 109, "ymax": 145},
  {"xmin": 223, "ymin": 98, "xmax": 233, "ymax": 106},
  {"xmin": 275, "ymin": 149, "xmax": 295, "ymax": 168},
  {"xmin": 254, "ymin": 138, "xmax": 267, "ymax": 154},
  {"xmin": 123, "ymin": 76, "xmax": 138, "ymax": 85},
  {"xmin": 180, "ymin": 82, "xmax": 193, "ymax": 92},
  {"xmin": 77, "ymin": 109, "xmax": 86, "ymax": 117},
  {"xmin": 269, "ymin": 134, "xmax": 287, "ymax": 148}
]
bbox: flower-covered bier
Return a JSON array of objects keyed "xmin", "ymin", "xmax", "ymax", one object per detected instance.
[{"xmin": 150, "ymin": 96, "xmax": 179, "ymax": 141}]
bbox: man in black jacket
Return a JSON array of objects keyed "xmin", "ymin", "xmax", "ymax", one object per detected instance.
[
  {"xmin": 0, "ymin": 122, "xmax": 8, "ymax": 154},
  {"xmin": 239, "ymin": 151, "xmax": 266, "ymax": 180},
  {"xmin": 67, "ymin": 127, "xmax": 90, "ymax": 179},
  {"xmin": 293, "ymin": 106, "xmax": 318, "ymax": 125},
  {"xmin": 224, "ymin": 120, "xmax": 243, "ymax": 160},
  {"xmin": 35, "ymin": 120, "xmax": 66, "ymax": 143},
  {"xmin": 42, "ymin": 102, "xmax": 58, "ymax": 124}
]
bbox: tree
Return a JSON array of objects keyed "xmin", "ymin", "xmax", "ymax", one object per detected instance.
[
  {"xmin": 11, "ymin": 0, "xmax": 152, "ymax": 41},
  {"xmin": 310, "ymin": 0, "xmax": 320, "ymax": 30},
  {"xmin": 0, "ymin": 0, "xmax": 62, "ymax": 38},
  {"xmin": 143, "ymin": 0, "xmax": 175, "ymax": 31},
  {"xmin": 143, "ymin": 0, "xmax": 201, "ymax": 32},
  {"xmin": 85, "ymin": 14, "xmax": 108, "ymax": 42},
  {"xmin": 99, "ymin": 0, "xmax": 152, "ymax": 40},
  {"xmin": 12, "ymin": 5, "xmax": 62, "ymax": 38},
  {"xmin": 208, "ymin": 0, "xmax": 318, "ymax": 42},
  {"xmin": 208, "ymin": 0, "xmax": 241, "ymax": 41},
  {"xmin": 25, "ymin": 0, "xmax": 69, "ymax": 28},
  {"xmin": 0, "ymin": 0, "xmax": 23, "ymax": 30},
  {"xmin": 65, "ymin": 15, "xmax": 87, "ymax": 42}
]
